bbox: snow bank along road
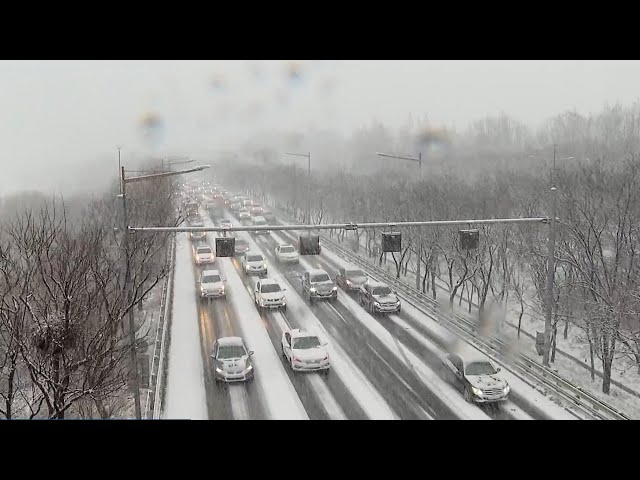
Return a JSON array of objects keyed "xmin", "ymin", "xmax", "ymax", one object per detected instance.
[{"xmin": 162, "ymin": 202, "xmax": 570, "ymax": 420}]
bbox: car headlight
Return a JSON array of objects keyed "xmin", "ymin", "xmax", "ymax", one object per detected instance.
[
  {"xmin": 374, "ymin": 301, "xmax": 381, "ymax": 307},
  {"xmin": 309, "ymin": 287, "xmax": 316, "ymax": 292},
  {"xmin": 281, "ymin": 298, "xmax": 286, "ymax": 304},
  {"xmin": 245, "ymin": 364, "xmax": 253, "ymax": 371},
  {"xmin": 263, "ymin": 262, "xmax": 267, "ymax": 268},
  {"xmin": 332, "ymin": 286, "xmax": 338, "ymax": 291},
  {"xmin": 503, "ymin": 384, "xmax": 510, "ymax": 394},
  {"xmin": 396, "ymin": 300, "xmax": 401, "ymax": 306},
  {"xmin": 471, "ymin": 386, "xmax": 483, "ymax": 397},
  {"xmin": 215, "ymin": 367, "xmax": 224, "ymax": 373},
  {"xmin": 346, "ymin": 280, "xmax": 352, "ymax": 286}
]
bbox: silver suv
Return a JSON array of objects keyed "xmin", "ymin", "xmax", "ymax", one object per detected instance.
[
  {"xmin": 301, "ymin": 269, "xmax": 337, "ymax": 303},
  {"xmin": 359, "ymin": 281, "xmax": 401, "ymax": 315}
]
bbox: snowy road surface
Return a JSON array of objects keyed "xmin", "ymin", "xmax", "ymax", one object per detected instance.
[{"xmin": 161, "ymin": 202, "xmax": 581, "ymax": 420}]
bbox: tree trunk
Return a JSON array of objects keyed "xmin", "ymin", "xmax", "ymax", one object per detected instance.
[
  {"xmin": 587, "ymin": 324, "xmax": 595, "ymax": 381},
  {"xmin": 95, "ymin": 398, "xmax": 110, "ymax": 419},
  {"xmin": 551, "ymin": 324, "xmax": 558, "ymax": 364},
  {"xmin": 602, "ymin": 356, "xmax": 613, "ymax": 394},
  {"xmin": 563, "ymin": 317, "xmax": 569, "ymax": 340},
  {"xmin": 517, "ymin": 302, "xmax": 524, "ymax": 339},
  {"xmin": 468, "ymin": 283, "xmax": 474, "ymax": 314},
  {"xmin": 458, "ymin": 282, "xmax": 465, "ymax": 306},
  {"xmin": 416, "ymin": 253, "xmax": 421, "ymax": 291},
  {"xmin": 431, "ymin": 269, "xmax": 437, "ymax": 300}
]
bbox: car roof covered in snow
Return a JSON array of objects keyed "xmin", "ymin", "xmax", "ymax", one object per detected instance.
[
  {"xmin": 202, "ymin": 269, "xmax": 220, "ymax": 277},
  {"xmin": 259, "ymin": 278, "xmax": 279, "ymax": 286},
  {"xmin": 217, "ymin": 336, "xmax": 244, "ymax": 346},
  {"xmin": 288, "ymin": 329, "xmax": 318, "ymax": 340}
]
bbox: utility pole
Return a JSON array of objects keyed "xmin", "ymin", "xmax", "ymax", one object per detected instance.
[
  {"xmin": 118, "ymin": 149, "xmax": 208, "ymax": 419},
  {"xmin": 542, "ymin": 145, "xmax": 558, "ymax": 367},
  {"xmin": 119, "ymin": 160, "xmax": 142, "ymax": 419}
]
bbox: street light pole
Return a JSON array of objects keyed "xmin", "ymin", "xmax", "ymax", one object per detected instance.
[
  {"xmin": 542, "ymin": 145, "xmax": 558, "ymax": 367},
  {"xmin": 118, "ymin": 148, "xmax": 209, "ymax": 419},
  {"xmin": 119, "ymin": 164, "xmax": 142, "ymax": 419}
]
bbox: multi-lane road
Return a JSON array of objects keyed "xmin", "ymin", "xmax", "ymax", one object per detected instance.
[{"xmin": 168, "ymin": 202, "xmax": 574, "ymax": 420}]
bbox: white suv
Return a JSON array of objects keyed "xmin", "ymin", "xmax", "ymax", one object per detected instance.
[{"xmin": 254, "ymin": 278, "xmax": 286, "ymax": 311}]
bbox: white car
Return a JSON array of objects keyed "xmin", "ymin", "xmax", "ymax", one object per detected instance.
[
  {"xmin": 242, "ymin": 252, "xmax": 267, "ymax": 276},
  {"xmin": 238, "ymin": 209, "xmax": 251, "ymax": 221},
  {"xmin": 212, "ymin": 337, "xmax": 254, "ymax": 384},
  {"xmin": 218, "ymin": 219, "xmax": 232, "ymax": 229},
  {"xmin": 275, "ymin": 244, "xmax": 299, "ymax": 264},
  {"xmin": 194, "ymin": 245, "xmax": 215, "ymax": 265},
  {"xmin": 200, "ymin": 269, "xmax": 226, "ymax": 299},
  {"xmin": 281, "ymin": 329, "xmax": 330, "ymax": 374},
  {"xmin": 251, "ymin": 215, "xmax": 270, "ymax": 235},
  {"xmin": 254, "ymin": 278, "xmax": 286, "ymax": 311}
]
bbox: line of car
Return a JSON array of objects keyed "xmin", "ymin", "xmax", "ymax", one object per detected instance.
[{"xmin": 181, "ymin": 181, "xmax": 512, "ymax": 406}]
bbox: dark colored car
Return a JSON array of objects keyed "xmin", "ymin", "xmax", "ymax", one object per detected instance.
[
  {"xmin": 441, "ymin": 351, "xmax": 510, "ymax": 404},
  {"xmin": 335, "ymin": 267, "xmax": 368, "ymax": 292}
]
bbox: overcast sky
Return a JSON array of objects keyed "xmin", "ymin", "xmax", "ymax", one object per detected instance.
[{"xmin": 1, "ymin": 60, "xmax": 639, "ymax": 196}]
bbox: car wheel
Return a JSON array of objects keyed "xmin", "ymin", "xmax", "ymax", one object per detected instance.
[
  {"xmin": 282, "ymin": 305, "xmax": 287, "ymax": 312},
  {"xmin": 324, "ymin": 368, "xmax": 330, "ymax": 376},
  {"xmin": 464, "ymin": 386, "xmax": 473, "ymax": 403},
  {"xmin": 369, "ymin": 303, "xmax": 375, "ymax": 315}
]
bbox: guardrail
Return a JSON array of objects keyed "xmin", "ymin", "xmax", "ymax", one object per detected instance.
[
  {"xmin": 143, "ymin": 235, "xmax": 177, "ymax": 419},
  {"xmin": 273, "ymin": 207, "xmax": 631, "ymax": 420}
]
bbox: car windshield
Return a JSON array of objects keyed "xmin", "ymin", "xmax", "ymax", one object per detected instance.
[
  {"xmin": 293, "ymin": 336, "xmax": 321, "ymax": 349},
  {"xmin": 347, "ymin": 270, "xmax": 365, "ymax": 278},
  {"xmin": 217, "ymin": 344, "xmax": 246, "ymax": 359},
  {"xmin": 236, "ymin": 240, "xmax": 248, "ymax": 248},
  {"xmin": 261, "ymin": 284, "xmax": 281, "ymax": 293},
  {"xmin": 465, "ymin": 361, "xmax": 497, "ymax": 376},
  {"xmin": 373, "ymin": 286, "xmax": 392, "ymax": 295},
  {"xmin": 254, "ymin": 219, "xmax": 266, "ymax": 225},
  {"xmin": 202, "ymin": 274, "xmax": 221, "ymax": 283},
  {"xmin": 197, "ymin": 247, "xmax": 212, "ymax": 254},
  {"xmin": 280, "ymin": 246, "xmax": 295, "ymax": 253},
  {"xmin": 247, "ymin": 255, "xmax": 263, "ymax": 262},
  {"xmin": 311, "ymin": 273, "xmax": 330, "ymax": 283}
]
